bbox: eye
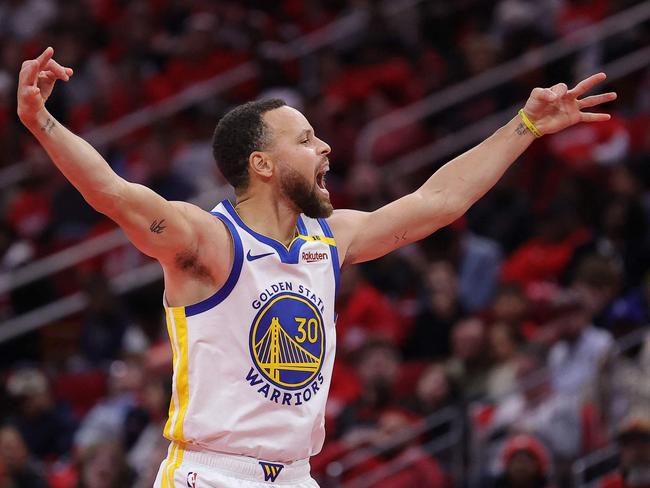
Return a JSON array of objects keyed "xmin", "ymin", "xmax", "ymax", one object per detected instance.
[{"xmin": 301, "ymin": 138, "xmax": 309, "ymax": 144}]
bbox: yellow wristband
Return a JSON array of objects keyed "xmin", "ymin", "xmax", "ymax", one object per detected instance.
[{"xmin": 518, "ymin": 109, "xmax": 543, "ymax": 138}]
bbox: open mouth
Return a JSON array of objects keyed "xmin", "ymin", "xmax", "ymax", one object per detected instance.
[{"xmin": 316, "ymin": 166, "xmax": 329, "ymax": 195}]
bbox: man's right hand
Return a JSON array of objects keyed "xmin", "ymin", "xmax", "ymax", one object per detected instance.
[
  {"xmin": 17, "ymin": 46, "xmax": 73, "ymax": 126},
  {"xmin": 15, "ymin": 46, "xmax": 232, "ymax": 308}
]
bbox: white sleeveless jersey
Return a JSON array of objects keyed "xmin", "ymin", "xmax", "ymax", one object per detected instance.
[{"xmin": 163, "ymin": 200, "xmax": 339, "ymax": 463}]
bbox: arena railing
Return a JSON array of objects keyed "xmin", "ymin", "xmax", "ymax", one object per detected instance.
[
  {"xmin": 323, "ymin": 405, "xmax": 464, "ymax": 487},
  {"xmin": 354, "ymin": 0, "xmax": 650, "ymax": 166},
  {"xmin": 572, "ymin": 445, "xmax": 620, "ymax": 488},
  {"xmin": 0, "ymin": 0, "xmax": 423, "ymax": 191}
]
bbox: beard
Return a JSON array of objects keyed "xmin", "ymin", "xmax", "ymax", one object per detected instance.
[{"xmin": 279, "ymin": 164, "xmax": 333, "ymax": 219}]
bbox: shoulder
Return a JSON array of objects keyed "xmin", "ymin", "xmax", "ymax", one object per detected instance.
[
  {"xmin": 327, "ymin": 209, "xmax": 370, "ymax": 264},
  {"xmin": 327, "ymin": 208, "xmax": 368, "ymax": 232},
  {"xmin": 169, "ymin": 201, "xmax": 231, "ymax": 241}
]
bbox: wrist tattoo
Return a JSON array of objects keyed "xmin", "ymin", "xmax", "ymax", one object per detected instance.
[
  {"xmin": 40, "ymin": 118, "xmax": 56, "ymax": 134},
  {"xmin": 515, "ymin": 123, "xmax": 528, "ymax": 136},
  {"xmin": 149, "ymin": 219, "xmax": 167, "ymax": 234}
]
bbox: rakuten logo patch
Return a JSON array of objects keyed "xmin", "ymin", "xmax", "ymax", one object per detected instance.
[{"xmin": 302, "ymin": 251, "xmax": 328, "ymax": 263}]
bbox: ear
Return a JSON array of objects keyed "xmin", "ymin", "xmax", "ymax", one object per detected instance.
[{"xmin": 249, "ymin": 151, "xmax": 274, "ymax": 179}]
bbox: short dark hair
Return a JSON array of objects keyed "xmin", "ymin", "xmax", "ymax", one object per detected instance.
[{"xmin": 212, "ymin": 98, "xmax": 287, "ymax": 191}]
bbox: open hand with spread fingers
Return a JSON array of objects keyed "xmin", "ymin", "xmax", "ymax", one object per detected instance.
[
  {"xmin": 17, "ymin": 47, "xmax": 74, "ymax": 126},
  {"xmin": 521, "ymin": 73, "xmax": 617, "ymax": 136}
]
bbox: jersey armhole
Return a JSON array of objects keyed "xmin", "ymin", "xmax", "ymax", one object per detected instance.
[
  {"xmin": 317, "ymin": 218, "xmax": 340, "ymax": 305},
  {"xmin": 183, "ymin": 212, "xmax": 244, "ymax": 317}
]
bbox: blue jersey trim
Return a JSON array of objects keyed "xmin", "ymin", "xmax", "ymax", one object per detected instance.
[
  {"xmin": 222, "ymin": 199, "xmax": 307, "ymax": 264},
  {"xmin": 318, "ymin": 218, "xmax": 340, "ymax": 317},
  {"xmin": 184, "ymin": 212, "xmax": 244, "ymax": 317},
  {"xmin": 296, "ymin": 216, "xmax": 308, "ymax": 236}
]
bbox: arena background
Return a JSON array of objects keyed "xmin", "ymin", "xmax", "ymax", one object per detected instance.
[{"xmin": 0, "ymin": 0, "xmax": 649, "ymax": 487}]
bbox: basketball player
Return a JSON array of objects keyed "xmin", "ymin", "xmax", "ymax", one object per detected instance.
[{"xmin": 17, "ymin": 47, "xmax": 616, "ymax": 487}]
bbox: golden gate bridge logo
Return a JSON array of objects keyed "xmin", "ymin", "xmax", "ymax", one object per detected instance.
[
  {"xmin": 250, "ymin": 294, "xmax": 325, "ymax": 389},
  {"xmin": 255, "ymin": 317, "xmax": 320, "ymax": 381}
]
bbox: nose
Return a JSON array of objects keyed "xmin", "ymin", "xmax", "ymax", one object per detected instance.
[{"xmin": 317, "ymin": 137, "xmax": 331, "ymax": 156}]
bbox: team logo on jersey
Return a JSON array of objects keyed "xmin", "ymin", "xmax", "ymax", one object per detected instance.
[
  {"xmin": 249, "ymin": 292, "xmax": 325, "ymax": 390},
  {"xmin": 259, "ymin": 461, "xmax": 284, "ymax": 482}
]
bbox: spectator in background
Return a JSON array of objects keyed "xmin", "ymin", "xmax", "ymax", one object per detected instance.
[
  {"xmin": 126, "ymin": 376, "xmax": 171, "ymax": 481},
  {"xmin": 546, "ymin": 114, "xmax": 631, "ymax": 171},
  {"xmin": 492, "ymin": 0, "xmax": 561, "ymax": 42},
  {"xmin": 336, "ymin": 340, "xmax": 401, "ymax": 442},
  {"xmin": 404, "ymin": 259, "xmax": 464, "ymax": 360},
  {"xmin": 458, "ymin": 230, "xmax": 503, "ymax": 313},
  {"xmin": 142, "ymin": 137, "xmax": 196, "ymax": 202},
  {"xmin": 408, "ymin": 362, "xmax": 458, "ymax": 417},
  {"xmin": 335, "ymin": 266, "xmax": 402, "ymax": 353},
  {"xmin": 348, "ymin": 409, "xmax": 450, "ymax": 488},
  {"xmin": 490, "ymin": 434, "xmax": 556, "ymax": 488},
  {"xmin": 567, "ymin": 195, "xmax": 649, "ymax": 288},
  {"xmin": 406, "ymin": 362, "xmax": 460, "ymax": 459},
  {"xmin": 570, "ymin": 254, "xmax": 624, "ymax": 329},
  {"xmin": 0, "ymin": 424, "xmax": 48, "ymax": 488},
  {"xmin": 501, "ymin": 201, "xmax": 590, "ymax": 286},
  {"xmin": 466, "ymin": 177, "xmax": 533, "ymax": 255},
  {"xmin": 73, "ymin": 357, "xmax": 144, "ymax": 452},
  {"xmin": 446, "ymin": 317, "xmax": 490, "ymax": 400},
  {"xmin": 598, "ymin": 412, "xmax": 650, "ymax": 488},
  {"xmin": 131, "ymin": 437, "xmax": 168, "ymax": 488},
  {"xmin": 486, "ymin": 323, "xmax": 524, "ymax": 399},
  {"xmin": 0, "ymin": 0, "xmax": 57, "ymax": 41},
  {"xmin": 76, "ymin": 441, "xmax": 132, "ymax": 488},
  {"xmin": 595, "ymin": 332, "xmax": 650, "ymax": 434},
  {"xmin": 490, "ymin": 284, "xmax": 539, "ymax": 340},
  {"xmin": 5, "ymin": 367, "xmax": 76, "ymax": 460},
  {"xmin": 603, "ymin": 270, "xmax": 650, "ymax": 332},
  {"xmin": 79, "ymin": 274, "xmax": 131, "ymax": 365},
  {"xmin": 547, "ymin": 290, "xmax": 613, "ymax": 397},
  {"xmin": 418, "ymin": 225, "xmax": 503, "ymax": 314},
  {"xmin": 488, "ymin": 347, "xmax": 583, "ymax": 465}
]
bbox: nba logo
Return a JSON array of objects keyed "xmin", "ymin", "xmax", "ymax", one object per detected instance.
[{"xmin": 186, "ymin": 472, "xmax": 197, "ymax": 488}]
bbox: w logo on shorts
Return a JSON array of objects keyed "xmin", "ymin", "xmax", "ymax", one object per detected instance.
[{"xmin": 259, "ymin": 461, "xmax": 284, "ymax": 482}]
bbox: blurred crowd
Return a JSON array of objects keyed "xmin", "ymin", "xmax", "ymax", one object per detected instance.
[{"xmin": 1, "ymin": 0, "xmax": 650, "ymax": 487}]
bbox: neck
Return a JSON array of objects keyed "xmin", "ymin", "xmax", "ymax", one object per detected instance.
[{"xmin": 234, "ymin": 188, "xmax": 300, "ymax": 246}]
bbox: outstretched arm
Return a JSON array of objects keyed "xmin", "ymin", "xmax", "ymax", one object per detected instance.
[
  {"xmin": 17, "ymin": 47, "xmax": 224, "ymax": 267},
  {"xmin": 330, "ymin": 74, "xmax": 616, "ymax": 265}
]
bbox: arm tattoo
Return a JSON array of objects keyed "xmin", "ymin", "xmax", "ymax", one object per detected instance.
[
  {"xmin": 515, "ymin": 123, "xmax": 528, "ymax": 136},
  {"xmin": 394, "ymin": 230, "xmax": 407, "ymax": 244},
  {"xmin": 149, "ymin": 219, "xmax": 167, "ymax": 234},
  {"xmin": 40, "ymin": 118, "xmax": 56, "ymax": 134}
]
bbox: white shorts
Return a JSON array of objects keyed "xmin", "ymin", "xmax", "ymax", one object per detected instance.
[{"xmin": 153, "ymin": 443, "xmax": 320, "ymax": 487}]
